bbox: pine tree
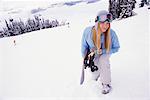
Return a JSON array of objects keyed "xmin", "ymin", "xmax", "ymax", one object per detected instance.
[
  {"xmin": 139, "ymin": 0, "xmax": 149, "ymax": 7},
  {"xmin": 109, "ymin": 0, "xmax": 136, "ymax": 19}
]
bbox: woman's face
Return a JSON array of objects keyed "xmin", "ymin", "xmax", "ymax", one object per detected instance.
[{"xmin": 99, "ymin": 22, "xmax": 110, "ymax": 33}]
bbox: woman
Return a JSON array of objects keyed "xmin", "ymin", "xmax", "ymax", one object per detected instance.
[{"xmin": 81, "ymin": 10, "xmax": 120, "ymax": 94}]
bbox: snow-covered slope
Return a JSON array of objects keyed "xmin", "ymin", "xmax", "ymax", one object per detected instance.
[{"xmin": 0, "ymin": 0, "xmax": 149, "ymax": 100}]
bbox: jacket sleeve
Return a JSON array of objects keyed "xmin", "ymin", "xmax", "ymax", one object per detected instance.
[
  {"xmin": 102, "ymin": 30, "xmax": 120, "ymax": 54},
  {"xmin": 110, "ymin": 30, "xmax": 120, "ymax": 54},
  {"xmin": 81, "ymin": 28, "xmax": 89, "ymax": 58}
]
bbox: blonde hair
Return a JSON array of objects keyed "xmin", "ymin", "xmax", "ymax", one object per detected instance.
[{"xmin": 92, "ymin": 23, "xmax": 111, "ymax": 53}]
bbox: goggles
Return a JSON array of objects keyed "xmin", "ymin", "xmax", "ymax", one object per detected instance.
[{"xmin": 95, "ymin": 13, "xmax": 112, "ymax": 23}]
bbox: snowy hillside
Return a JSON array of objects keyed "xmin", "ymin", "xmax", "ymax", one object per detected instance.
[{"xmin": 0, "ymin": 0, "xmax": 149, "ymax": 100}]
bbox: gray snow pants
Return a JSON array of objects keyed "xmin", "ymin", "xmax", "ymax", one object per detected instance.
[{"xmin": 92, "ymin": 54, "xmax": 111, "ymax": 85}]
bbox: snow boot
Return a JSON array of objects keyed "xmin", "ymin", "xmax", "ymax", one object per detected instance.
[{"xmin": 101, "ymin": 84, "xmax": 112, "ymax": 94}]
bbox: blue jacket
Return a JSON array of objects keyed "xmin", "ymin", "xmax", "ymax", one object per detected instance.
[{"xmin": 81, "ymin": 26, "xmax": 120, "ymax": 58}]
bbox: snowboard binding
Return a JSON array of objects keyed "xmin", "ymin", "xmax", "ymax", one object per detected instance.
[{"xmin": 84, "ymin": 50, "xmax": 98, "ymax": 72}]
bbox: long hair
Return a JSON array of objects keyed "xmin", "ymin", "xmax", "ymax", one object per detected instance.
[{"xmin": 92, "ymin": 23, "xmax": 111, "ymax": 53}]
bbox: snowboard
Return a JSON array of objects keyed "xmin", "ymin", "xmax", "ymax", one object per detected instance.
[{"xmin": 80, "ymin": 65, "xmax": 85, "ymax": 85}]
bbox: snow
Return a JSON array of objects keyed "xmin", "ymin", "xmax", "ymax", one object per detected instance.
[{"xmin": 0, "ymin": 0, "xmax": 149, "ymax": 100}]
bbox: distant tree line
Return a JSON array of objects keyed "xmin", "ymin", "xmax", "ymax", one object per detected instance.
[{"xmin": 0, "ymin": 15, "xmax": 68, "ymax": 38}]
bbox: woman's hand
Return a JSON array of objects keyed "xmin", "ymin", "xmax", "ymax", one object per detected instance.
[
  {"xmin": 96, "ymin": 49, "xmax": 102, "ymax": 55},
  {"xmin": 88, "ymin": 49, "xmax": 102, "ymax": 59},
  {"xmin": 88, "ymin": 51, "xmax": 95, "ymax": 58}
]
